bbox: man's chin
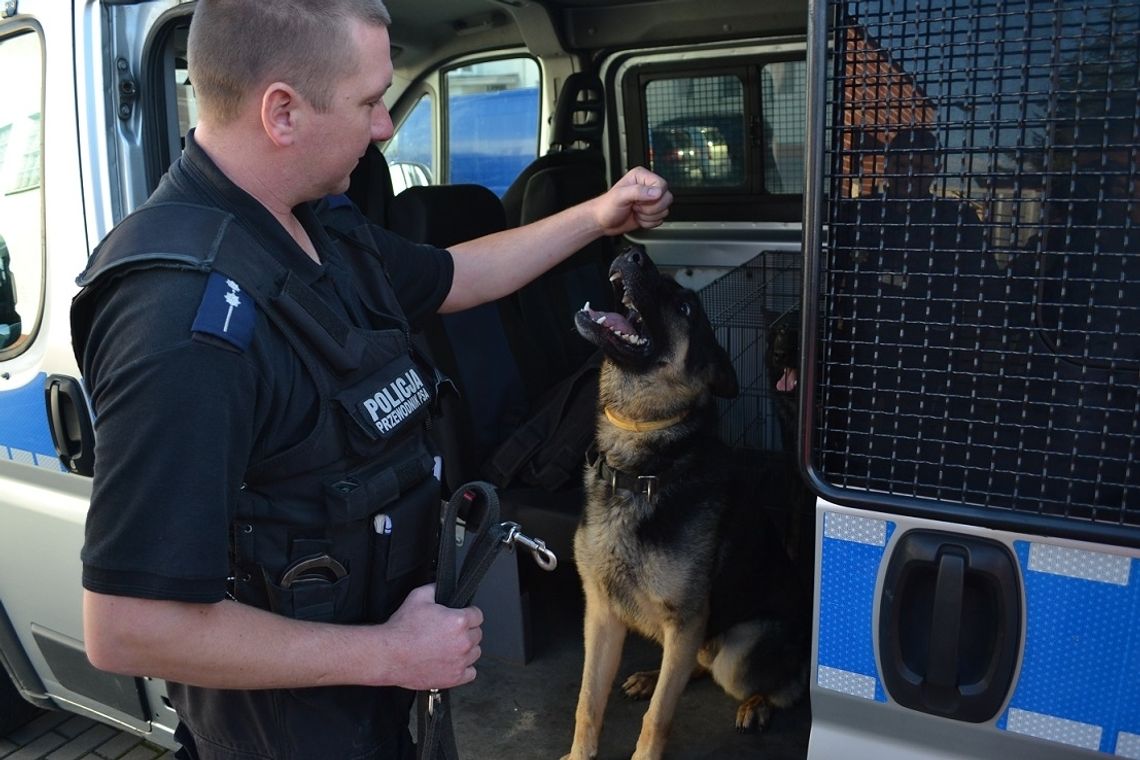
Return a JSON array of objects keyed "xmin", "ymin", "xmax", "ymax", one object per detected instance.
[{"xmin": 327, "ymin": 175, "xmax": 353, "ymax": 199}]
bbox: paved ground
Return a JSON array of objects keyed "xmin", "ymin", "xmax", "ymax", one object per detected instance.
[{"xmin": 1, "ymin": 711, "xmax": 172, "ymax": 760}]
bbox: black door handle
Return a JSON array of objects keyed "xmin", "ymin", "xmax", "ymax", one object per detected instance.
[
  {"xmin": 43, "ymin": 374, "xmax": 95, "ymax": 476},
  {"xmin": 879, "ymin": 530, "xmax": 1021, "ymax": 722}
]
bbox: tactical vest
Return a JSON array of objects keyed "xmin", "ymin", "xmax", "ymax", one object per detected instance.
[{"xmin": 72, "ymin": 193, "xmax": 444, "ymax": 760}]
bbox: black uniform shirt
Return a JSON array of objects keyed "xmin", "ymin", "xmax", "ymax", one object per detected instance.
[{"xmin": 79, "ymin": 132, "xmax": 454, "ymax": 604}]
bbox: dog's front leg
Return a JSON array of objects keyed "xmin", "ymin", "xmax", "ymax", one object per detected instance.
[
  {"xmin": 631, "ymin": 620, "xmax": 703, "ymax": 760},
  {"xmin": 564, "ymin": 586, "xmax": 627, "ymax": 760}
]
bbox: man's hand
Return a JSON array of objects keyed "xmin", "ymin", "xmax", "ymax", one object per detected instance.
[
  {"xmin": 593, "ymin": 166, "xmax": 673, "ymax": 236},
  {"xmin": 376, "ymin": 584, "xmax": 484, "ymax": 691}
]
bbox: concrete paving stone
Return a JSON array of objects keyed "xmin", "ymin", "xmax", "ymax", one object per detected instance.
[
  {"xmin": 1, "ymin": 738, "xmax": 19, "ymax": 758},
  {"xmin": 52, "ymin": 718, "xmax": 95, "ymax": 741},
  {"xmin": 113, "ymin": 747, "xmax": 159, "ymax": 760},
  {"xmin": 4, "ymin": 732, "xmax": 68, "ymax": 760},
  {"xmin": 6, "ymin": 714, "xmax": 69, "ymax": 745},
  {"xmin": 44, "ymin": 725, "xmax": 117, "ymax": 760},
  {"xmin": 90, "ymin": 733, "xmax": 145, "ymax": 760}
]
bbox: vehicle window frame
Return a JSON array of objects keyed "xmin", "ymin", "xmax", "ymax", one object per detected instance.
[
  {"xmin": 385, "ymin": 89, "xmax": 437, "ymax": 193},
  {"xmin": 439, "ymin": 53, "xmax": 542, "ymax": 195},
  {"xmin": 617, "ymin": 51, "xmax": 806, "ymax": 223},
  {"xmin": 0, "ymin": 21, "xmax": 47, "ymax": 362}
]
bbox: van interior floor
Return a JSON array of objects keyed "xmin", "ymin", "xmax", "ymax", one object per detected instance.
[{"xmin": 449, "ymin": 560, "xmax": 812, "ymax": 759}]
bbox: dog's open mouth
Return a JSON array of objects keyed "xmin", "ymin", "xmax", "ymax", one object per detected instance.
[{"xmin": 575, "ymin": 270, "xmax": 651, "ymax": 354}]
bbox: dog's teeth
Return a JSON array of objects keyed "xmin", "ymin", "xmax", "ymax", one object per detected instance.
[
  {"xmin": 596, "ymin": 315, "xmax": 607, "ymax": 325},
  {"xmin": 609, "ymin": 273, "xmax": 621, "ymax": 282},
  {"xmin": 583, "ymin": 301, "xmax": 591, "ymax": 312}
]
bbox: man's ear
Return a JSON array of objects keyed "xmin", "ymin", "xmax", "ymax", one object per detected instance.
[{"xmin": 261, "ymin": 82, "xmax": 301, "ymax": 147}]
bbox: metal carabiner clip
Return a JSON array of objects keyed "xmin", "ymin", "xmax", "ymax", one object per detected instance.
[{"xmin": 500, "ymin": 521, "xmax": 558, "ymax": 571}]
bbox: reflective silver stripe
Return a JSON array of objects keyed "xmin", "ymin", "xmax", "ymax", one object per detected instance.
[
  {"xmin": 816, "ymin": 665, "xmax": 876, "ymax": 700},
  {"xmin": 1005, "ymin": 708, "xmax": 1102, "ymax": 751},
  {"xmin": 1117, "ymin": 732, "xmax": 1140, "ymax": 759},
  {"xmin": 824, "ymin": 512, "xmax": 887, "ymax": 547},
  {"xmin": 1028, "ymin": 543, "xmax": 1131, "ymax": 586}
]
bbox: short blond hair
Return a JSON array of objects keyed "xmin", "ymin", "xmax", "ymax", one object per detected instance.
[{"xmin": 188, "ymin": 0, "xmax": 391, "ymax": 124}]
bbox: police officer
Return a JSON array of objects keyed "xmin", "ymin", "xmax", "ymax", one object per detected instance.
[{"xmin": 72, "ymin": 2, "xmax": 672, "ymax": 758}]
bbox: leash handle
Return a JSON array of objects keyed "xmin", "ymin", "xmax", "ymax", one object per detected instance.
[
  {"xmin": 434, "ymin": 481, "xmax": 505, "ymax": 608},
  {"xmin": 418, "ymin": 481, "xmax": 504, "ymax": 760},
  {"xmin": 418, "ymin": 481, "xmax": 559, "ymax": 760}
]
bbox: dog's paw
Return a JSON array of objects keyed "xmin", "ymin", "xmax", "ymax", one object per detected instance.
[
  {"xmin": 735, "ymin": 695, "xmax": 771, "ymax": 733},
  {"xmin": 621, "ymin": 669, "xmax": 659, "ymax": 700}
]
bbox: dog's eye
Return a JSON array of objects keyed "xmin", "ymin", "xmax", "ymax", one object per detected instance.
[{"xmin": 679, "ymin": 301, "xmax": 692, "ymax": 318}]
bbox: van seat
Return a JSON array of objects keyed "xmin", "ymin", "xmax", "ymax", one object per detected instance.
[
  {"xmin": 501, "ymin": 72, "xmax": 618, "ymax": 396},
  {"xmin": 387, "ymin": 184, "xmax": 531, "ymax": 493},
  {"xmin": 386, "ymin": 184, "xmax": 588, "ymax": 566}
]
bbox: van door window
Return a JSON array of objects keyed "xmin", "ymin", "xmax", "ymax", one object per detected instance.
[
  {"xmin": 622, "ymin": 54, "xmax": 805, "ymax": 222},
  {"xmin": 646, "ymin": 74, "xmax": 744, "ymax": 190},
  {"xmin": 386, "ymin": 94, "xmax": 435, "ymax": 193},
  {"xmin": 0, "ymin": 30, "xmax": 44, "ymax": 356},
  {"xmin": 444, "ymin": 57, "xmax": 540, "ymax": 197}
]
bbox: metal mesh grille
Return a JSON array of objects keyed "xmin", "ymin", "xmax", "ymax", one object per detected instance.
[
  {"xmin": 762, "ymin": 61, "xmax": 808, "ymax": 194},
  {"xmin": 645, "ymin": 76, "xmax": 745, "ymax": 188},
  {"xmin": 699, "ymin": 253, "xmax": 802, "ymax": 452},
  {"xmin": 815, "ymin": 0, "xmax": 1140, "ymax": 528}
]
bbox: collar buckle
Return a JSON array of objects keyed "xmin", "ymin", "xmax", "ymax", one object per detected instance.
[{"xmin": 637, "ymin": 475, "xmax": 657, "ymax": 501}]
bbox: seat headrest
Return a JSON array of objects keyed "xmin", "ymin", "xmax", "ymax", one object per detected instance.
[
  {"xmin": 388, "ymin": 184, "xmax": 508, "ymax": 249},
  {"xmin": 550, "ymin": 72, "xmax": 605, "ymax": 152}
]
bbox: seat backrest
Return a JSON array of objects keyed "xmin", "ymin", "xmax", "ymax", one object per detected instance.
[
  {"xmin": 501, "ymin": 72, "xmax": 618, "ymax": 393},
  {"xmin": 345, "ymin": 143, "xmax": 395, "ymax": 227},
  {"xmin": 501, "ymin": 72, "xmax": 606, "ymax": 228},
  {"xmin": 387, "ymin": 184, "xmax": 531, "ymax": 492},
  {"xmin": 513, "ymin": 163, "xmax": 616, "ymax": 392}
]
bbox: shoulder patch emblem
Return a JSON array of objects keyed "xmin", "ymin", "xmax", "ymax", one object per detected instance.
[{"xmin": 192, "ymin": 272, "xmax": 255, "ymax": 351}]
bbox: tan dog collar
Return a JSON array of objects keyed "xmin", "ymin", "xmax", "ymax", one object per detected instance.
[{"xmin": 604, "ymin": 406, "xmax": 687, "ymax": 432}]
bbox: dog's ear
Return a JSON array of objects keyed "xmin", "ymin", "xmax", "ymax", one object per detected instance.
[{"xmin": 709, "ymin": 344, "xmax": 739, "ymax": 399}]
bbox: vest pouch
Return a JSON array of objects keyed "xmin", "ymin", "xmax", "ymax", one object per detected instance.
[
  {"xmin": 260, "ymin": 563, "xmax": 353, "ymax": 623},
  {"xmin": 336, "ymin": 352, "xmax": 433, "ymax": 455},
  {"xmin": 364, "ymin": 475, "xmax": 442, "ymax": 622}
]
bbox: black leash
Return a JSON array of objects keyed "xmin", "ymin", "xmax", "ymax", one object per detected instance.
[{"xmin": 416, "ymin": 481, "xmax": 557, "ymax": 760}]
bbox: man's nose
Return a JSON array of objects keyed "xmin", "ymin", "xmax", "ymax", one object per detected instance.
[{"xmin": 372, "ymin": 105, "xmax": 394, "ymax": 142}]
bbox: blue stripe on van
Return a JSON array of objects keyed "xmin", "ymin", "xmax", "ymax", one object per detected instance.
[
  {"xmin": 998, "ymin": 541, "xmax": 1140, "ymax": 755},
  {"xmin": 815, "ymin": 511, "xmax": 895, "ymax": 703},
  {"xmin": 0, "ymin": 372, "xmax": 64, "ymax": 470}
]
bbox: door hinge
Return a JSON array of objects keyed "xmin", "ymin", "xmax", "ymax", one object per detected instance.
[
  {"xmin": 116, "ymin": 57, "xmax": 139, "ymax": 121},
  {"xmin": 2, "ymin": 1, "xmax": 18, "ymax": 20}
]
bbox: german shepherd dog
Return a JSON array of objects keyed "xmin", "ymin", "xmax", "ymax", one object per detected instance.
[{"xmin": 564, "ymin": 247, "xmax": 808, "ymax": 760}]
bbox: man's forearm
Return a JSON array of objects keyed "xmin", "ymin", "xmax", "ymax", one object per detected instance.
[
  {"xmin": 442, "ymin": 199, "xmax": 603, "ymax": 313},
  {"xmin": 84, "ymin": 592, "xmax": 385, "ymax": 689},
  {"xmin": 83, "ymin": 586, "xmax": 481, "ymax": 691}
]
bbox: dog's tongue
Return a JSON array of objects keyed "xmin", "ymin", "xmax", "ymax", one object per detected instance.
[
  {"xmin": 777, "ymin": 367, "xmax": 798, "ymax": 393},
  {"xmin": 583, "ymin": 303, "xmax": 635, "ymax": 335}
]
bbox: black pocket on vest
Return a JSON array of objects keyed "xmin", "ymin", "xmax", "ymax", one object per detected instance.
[
  {"xmin": 261, "ymin": 565, "xmax": 352, "ymax": 623},
  {"xmin": 366, "ymin": 476, "xmax": 441, "ymax": 621}
]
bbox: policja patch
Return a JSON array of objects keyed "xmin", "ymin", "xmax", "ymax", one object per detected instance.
[
  {"xmin": 192, "ymin": 271, "xmax": 256, "ymax": 351},
  {"xmin": 337, "ymin": 353, "xmax": 432, "ymax": 441}
]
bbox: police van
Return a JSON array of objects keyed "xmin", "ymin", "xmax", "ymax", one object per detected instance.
[{"xmin": 0, "ymin": 0, "xmax": 1137, "ymax": 758}]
